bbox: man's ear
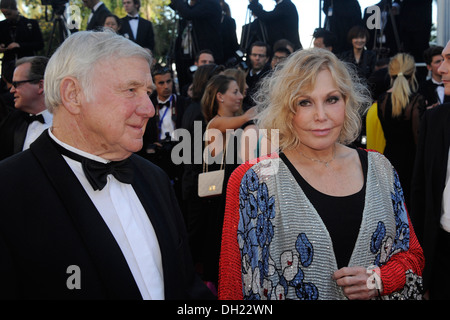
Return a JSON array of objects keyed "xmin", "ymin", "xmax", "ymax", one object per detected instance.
[
  {"xmin": 60, "ymin": 77, "xmax": 82, "ymax": 115},
  {"xmin": 37, "ymin": 79, "xmax": 44, "ymax": 95}
]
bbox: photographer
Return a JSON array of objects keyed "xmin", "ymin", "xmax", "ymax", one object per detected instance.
[
  {"xmin": 170, "ymin": 0, "xmax": 224, "ymax": 64},
  {"xmin": 139, "ymin": 65, "xmax": 189, "ymax": 211},
  {"xmin": 247, "ymin": 0, "xmax": 302, "ymax": 51},
  {"xmin": 0, "ymin": 0, "xmax": 44, "ymax": 90}
]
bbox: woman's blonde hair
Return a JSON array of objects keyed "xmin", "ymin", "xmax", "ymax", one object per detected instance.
[
  {"xmin": 255, "ymin": 48, "xmax": 371, "ymax": 151},
  {"xmin": 388, "ymin": 53, "xmax": 418, "ymax": 117}
]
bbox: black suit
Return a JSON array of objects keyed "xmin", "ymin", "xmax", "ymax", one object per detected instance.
[
  {"xmin": 119, "ymin": 16, "xmax": 155, "ymax": 51},
  {"xmin": 0, "ymin": 131, "xmax": 212, "ymax": 299},
  {"xmin": 0, "ymin": 16, "xmax": 44, "ymax": 82},
  {"xmin": 323, "ymin": 0, "xmax": 362, "ymax": 54},
  {"xmin": 170, "ymin": 0, "xmax": 224, "ymax": 64},
  {"xmin": 86, "ymin": 3, "xmax": 111, "ymax": 31},
  {"xmin": 0, "ymin": 110, "xmax": 37, "ymax": 161},
  {"xmin": 0, "ymin": 16, "xmax": 44, "ymax": 63},
  {"xmin": 396, "ymin": 0, "xmax": 432, "ymax": 64},
  {"xmin": 410, "ymin": 103, "xmax": 450, "ymax": 298},
  {"xmin": 244, "ymin": 64, "xmax": 271, "ymax": 110},
  {"xmin": 418, "ymin": 80, "xmax": 450, "ymax": 116},
  {"xmin": 248, "ymin": 0, "xmax": 302, "ymax": 50}
]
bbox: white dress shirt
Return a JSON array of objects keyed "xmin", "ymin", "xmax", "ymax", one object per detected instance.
[
  {"xmin": 157, "ymin": 96, "xmax": 176, "ymax": 140},
  {"xmin": 87, "ymin": 1, "xmax": 104, "ymax": 24},
  {"xmin": 431, "ymin": 77, "xmax": 445, "ymax": 104},
  {"xmin": 48, "ymin": 129, "xmax": 164, "ymax": 299},
  {"xmin": 441, "ymin": 148, "xmax": 450, "ymax": 232},
  {"xmin": 23, "ymin": 109, "xmax": 53, "ymax": 151},
  {"xmin": 128, "ymin": 14, "xmax": 139, "ymax": 40}
]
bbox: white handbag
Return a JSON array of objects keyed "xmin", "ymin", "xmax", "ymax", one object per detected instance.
[{"xmin": 198, "ymin": 118, "xmax": 226, "ymax": 198}]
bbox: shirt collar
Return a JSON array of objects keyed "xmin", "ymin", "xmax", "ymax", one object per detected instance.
[
  {"xmin": 431, "ymin": 77, "xmax": 443, "ymax": 86},
  {"xmin": 92, "ymin": 1, "xmax": 103, "ymax": 12},
  {"xmin": 48, "ymin": 128, "xmax": 109, "ymax": 164}
]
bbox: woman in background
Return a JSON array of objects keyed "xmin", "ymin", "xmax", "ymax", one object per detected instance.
[
  {"xmin": 102, "ymin": 14, "xmax": 122, "ymax": 33},
  {"xmin": 339, "ymin": 25, "xmax": 377, "ymax": 81},
  {"xmin": 377, "ymin": 53, "xmax": 426, "ymax": 209},
  {"xmin": 198, "ymin": 74, "xmax": 255, "ymax": 292}
]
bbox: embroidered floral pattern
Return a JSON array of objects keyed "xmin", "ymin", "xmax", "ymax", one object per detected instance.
[
  {"xmin": 238, "ymin": 169, "xmax": 318, "ymax": 300},
  {"xmin": 369, "ymin": 169, "xmax": 422, "ymax": 299},
  {"xmin": 370, "ymin": 169, "xmax": 410, "ymax": 266}
]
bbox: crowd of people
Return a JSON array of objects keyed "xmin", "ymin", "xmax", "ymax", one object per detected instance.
[{"xmin": 0, "ymin": 0, "xmax": 448, "ymax": 301}]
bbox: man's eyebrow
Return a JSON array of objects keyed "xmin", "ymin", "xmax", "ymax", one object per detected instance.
[{"xmin": 125, "ymin": 80, "xmax": 145, "ymax": 87}]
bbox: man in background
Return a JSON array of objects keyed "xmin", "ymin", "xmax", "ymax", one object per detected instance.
[
  {"xmin": 248, "ymin": 0, "xmax": 302, "ymax": 51},
  {"xmin": 418, "ymin": 45, "xmax": 450, "ymax": 115},
  {"xmin": 84, "ymin": 0, "xmax": 111, "ymax": 31},
  {"xmin": 120, "ymin": 0, "xmax": 155, "ymax": 53},
  {"xmin": 244, "ymin": 41, "xmax": 271, "ymax": 109},
  {"xmin": 0, "ymin": 56, "xmax": 51, "ymax": 160}
]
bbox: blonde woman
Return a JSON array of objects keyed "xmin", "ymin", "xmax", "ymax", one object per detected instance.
[
  {"xmin": 377, "ymin": 53, "xmax": 426, "ymax": 208},
  {"xmin": 218, "ymin": 48, "xmax": 424, "ymax": 300}
]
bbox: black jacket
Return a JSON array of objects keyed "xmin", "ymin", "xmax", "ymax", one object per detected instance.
[
  {"xmin": 119, "ymin": 16, "xmax": 155, "ymax": 51},
  {"xmin": 87, "ymin": 3, "xmax": 111, "ymax": 31},
  {"xmin": 248, "ymin": 0, "xmax": 302, "ymax": 50},
  {"xmin": 410, "ymin": 103, "xmax": 450, "ymax": 290}
]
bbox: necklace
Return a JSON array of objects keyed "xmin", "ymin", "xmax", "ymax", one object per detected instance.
[{"xmin": 298, "ymin": 147, "xmax": 336, "ymax": 167}]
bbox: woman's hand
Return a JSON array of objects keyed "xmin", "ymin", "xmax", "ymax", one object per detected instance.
[
  {"xmin": 333, "ymin": 266, "xmax": 382, "ymax": 300},
  {"xmin": 244, "ymin": 106, "xmax": 257, "ymax": 121}
]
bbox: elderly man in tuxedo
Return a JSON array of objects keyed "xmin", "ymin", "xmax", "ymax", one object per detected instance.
[
  {"xmin": 0, "ymin": 56, "xmax": 52, "ymax": 160},
  {"xmin": 0, "ymin": 30, "xmax": 213, "ymax": 300},
  {"xmin": 120, "ymin": 0, "xmax": 155, "ymax": 52},
  {"xmin": 411, "ymin": 40, "xmax": 450, "ymax": 300}
]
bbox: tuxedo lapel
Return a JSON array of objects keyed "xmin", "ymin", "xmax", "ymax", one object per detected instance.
[
  {"xmin": 12, "ymin": 119, "xmax": 28, "ymax": 154},
  {"xmin": 121, "ymin": 18, "xmax": 135, "ymax": 41},
  {"xmin": 135, "ymin": 18, "xmax": 145, "ymax": 44},
  {"xmin": 130, "ymin": 157, "xmax": 182, "ymax": 298},
  {"xmin": 30, "ymin": 131, "xmax": 142, "ymax": 299},
  {"xmin": 443, "ymin": 105, "xmax": 450, "ymax": 159}
]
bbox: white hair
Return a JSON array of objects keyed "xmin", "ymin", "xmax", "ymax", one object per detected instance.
[{"xmin": 44, "ymin": 30, "xmax": 152, "ymax": 113}]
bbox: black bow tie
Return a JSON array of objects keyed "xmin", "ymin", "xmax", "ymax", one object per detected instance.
[
  {"xmin": 128, "ymin": 16, "xmax": 139, "ymax": 20},
  {"xmin": 436, "ymin": 83, "xmax": 444, "ymax": 87},
  {"xmin": 55, "ymin": 143, "xmax": 134, "ymax": 191},
  {"xmin": 158, "ymin": 101, "xmax": 170, "ymax": 108},
  {"xmin": 24, "ymin": 114, "xmax": 45, "ymax": 124}
]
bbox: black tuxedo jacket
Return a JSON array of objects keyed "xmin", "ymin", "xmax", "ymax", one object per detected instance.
[
  {"xmin": 248, "ymin": 0, "xmax": 302, "ymax": 50},
  {"xmin": 0, "ymin": 131, "xmax": 212, "ymax": 299},
  {"xmin": 0, "ymin": 16, "xmax": 44, "ymax": 63},
  {"xmin": 119, "ymin": 16, "xmax": 155, "ymax": 51},
  {"xmin": 0, "ymin": 109, "xmax": 32, "ymax": 161},
  {"xmin": 410, "ymin": 103, "xmax": 450, "ymax": 289},
  {"xmin": 87, "ymin": 3, "xmax": 111, "ymax": 31},
  {"xmin": 170, "ymin": 0, "xmax": 224, "ymax": 64},
  {"xmin": 418, "ymin": 79, "xmax": 450, "ymax": 111}
]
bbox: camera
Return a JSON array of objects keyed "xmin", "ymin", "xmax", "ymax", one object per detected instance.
[{"xmin": 224, "ymin": 50, "xmax": 248, "ymax": 71}]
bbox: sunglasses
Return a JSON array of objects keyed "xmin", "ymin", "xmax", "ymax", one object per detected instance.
[
  {"xmin": 152, "ymin": 66, "xmax": 171, "ymax": 77},
  {"xmin": 11, "ymin": 78, "xmax": 41, "ymax": 88}
]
